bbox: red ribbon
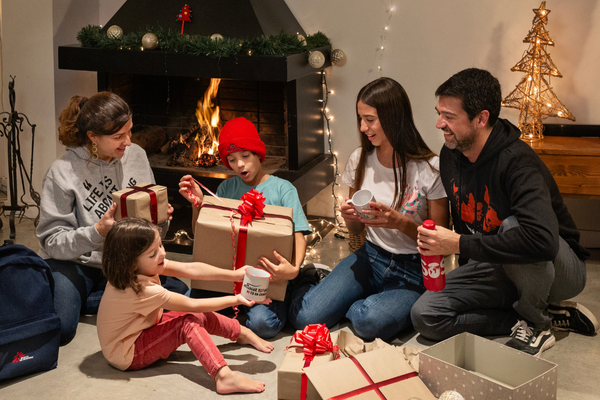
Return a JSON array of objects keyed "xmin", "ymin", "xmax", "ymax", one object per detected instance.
[
  {"xmin": 327, "ymin": 357, "xmax": 417, "ymax": 400},
  {"xmin": 285, "ymin": 324, "xmax": 339, "ymax": 400},
  {"xmin": 236, "ymin": 189, "xmax": 266, "ymax": 226},
  {"xmin": 119, "ymin": 184, "xmax": 158, "ymax": 224},
  {"xmin": 231, "ymin": 189, "xmax": 266, "ymax": 297}
]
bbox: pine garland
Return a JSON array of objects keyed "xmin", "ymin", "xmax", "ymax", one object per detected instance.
[{"xmin": 77, "ymin": 25, "xmax": 330, "ymax": 57}]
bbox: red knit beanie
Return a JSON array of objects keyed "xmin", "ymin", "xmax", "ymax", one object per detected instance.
[{"xmin": 218, "ymin": 117, "xmax": 266, "ymax": 169}]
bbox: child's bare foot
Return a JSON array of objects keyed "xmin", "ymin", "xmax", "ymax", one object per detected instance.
[
  {"xmin": 236, "ymin": 326, "xmax": 274, "ymax": 353},
  {"xmin": 215, "ymin": 366, "xmax": 265, "ymax": 394}
]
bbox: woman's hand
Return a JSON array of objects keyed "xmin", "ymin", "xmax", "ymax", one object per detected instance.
[
  {"xmin": 360, "ymin": 201, "xmax": 409, "ymax": 230},
  {"xmin": 95, "ymin": 202, "xmax": 117, "ymax": 237},
  {"xmin": 340, "ymin": 198, "xmax": 361, "ymax": 223},
  {"xmin": 167, "ymin": 203, "xmax": 174, "ymax": 221},
  {"xmin": 178, "ymin": 174, "xmax": 203, "ymax": 207},
  {"xmin": 258, "ymin": 251, "xmax": 299, "ymax": 281},
  {"xmin": 233, "ymin": 265, "xmax": 252, "ymax": 282}
]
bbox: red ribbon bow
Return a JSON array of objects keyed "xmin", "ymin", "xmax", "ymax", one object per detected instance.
[
  {"xmin": 291, "ymin": 324, "xmax": 340, "ymax": 360},
  {"xmin": 286, "ymin": 324, "xmax": 339, "ymax": 400},
  {"xmin": 236, "ymin": 188, "xmax": 265, "ymax": 226}
]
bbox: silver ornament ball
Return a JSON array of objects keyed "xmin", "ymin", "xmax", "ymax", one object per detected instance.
[
  {"xmin": 142, "ymin": 33, "xmax": 158, "ymax": 50},
  {"xmin": 308, "ymin": 51, "xmax": 326, "ymax": 68},
  {"xmin": 211, "ymin": 33, "xmax": 224, "ymax": 41},
  {"xmin": 107, "ymin": 25, "xmax": 123, "ymax": 39},
  {"xmin": 331, "ymin": 48, "xmax": 346, "ymax": 65},
  {"xmin": 439, "ymin": 390, "xmax": 465, "ymax": 400}
]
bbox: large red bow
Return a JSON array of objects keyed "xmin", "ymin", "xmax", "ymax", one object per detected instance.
[
  {"xmin": 237, "ymin": 188, "xmax": 265, "ymax": 226},
  {"xmin": 290, "ymin": 324, "xmax": 340, "ymax": 361}
]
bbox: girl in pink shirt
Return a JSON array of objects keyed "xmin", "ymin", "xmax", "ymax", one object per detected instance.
[{"xmin": 97, "ymin": 217, "xmax": 274, "ymax": 394}]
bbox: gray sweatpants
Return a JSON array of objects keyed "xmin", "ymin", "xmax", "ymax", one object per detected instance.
[{"xmin": 411, "ymin": 216, "xmax": 587, "ymax": 341}]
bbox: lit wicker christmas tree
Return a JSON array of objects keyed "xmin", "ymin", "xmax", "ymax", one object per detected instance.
[{"xmin": 502, "ymin": 1, "xmax": 575, "ymax": 141}]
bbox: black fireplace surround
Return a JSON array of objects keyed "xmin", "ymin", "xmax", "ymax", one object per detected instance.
[{"xmin": 58, "ymin": 0, "xmax": 333, "ymax": 252}]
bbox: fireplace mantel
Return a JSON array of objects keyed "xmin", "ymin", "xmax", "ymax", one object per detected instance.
[{"xmin": 58, "ymin": 45, "xmax": 331, "ymax": 82}]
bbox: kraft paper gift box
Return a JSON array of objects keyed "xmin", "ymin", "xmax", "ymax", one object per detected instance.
[
  {"xmin": 112, "ymin": 183, "xmax": 168, "ymax": 225},
  {"xmin": 419, "ymin": 332, "xmax": 557, "ymax": 400},
  {"xmin": 278, "ymin": 326, "xmax": 340, "ymax": 400},
  {"xmin": 304, "ymin": 347, "xmax": 436, "ymax": 400},
  {"xmin": 192, "ymin": 196, "xmax": 293, "ymax": 301}
]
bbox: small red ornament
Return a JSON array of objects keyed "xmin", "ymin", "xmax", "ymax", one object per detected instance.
[{"xmin": 176, "ymin": 4, "xmax": 192, "ymax": 36}]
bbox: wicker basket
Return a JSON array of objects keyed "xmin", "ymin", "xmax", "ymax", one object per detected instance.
[{"xmin": 348, "ymin": 229, "xmax": 367, "ymax": 252}]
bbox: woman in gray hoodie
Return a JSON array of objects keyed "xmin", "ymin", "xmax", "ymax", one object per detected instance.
[{"xmin": 36, "ymin": 92, "xmax": 187, "ymax": 345}]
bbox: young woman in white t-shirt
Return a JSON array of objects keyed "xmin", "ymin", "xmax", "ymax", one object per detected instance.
[{"xmin": 289, "ymin": 77, "xmax": 449, "ymax": 341}]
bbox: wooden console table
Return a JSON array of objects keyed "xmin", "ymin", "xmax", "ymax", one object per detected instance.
[{"xmin": 528, "ymin": 136, "xmax": 600, "ymax": 199}]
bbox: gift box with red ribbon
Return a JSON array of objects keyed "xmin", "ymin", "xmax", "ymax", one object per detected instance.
[
  {"xmin": 192, "ymin": 194, "xmax": 293, "ymax": 301},
  {"xmin": 278, "ymin": 325, "xmax": 340, "ymax": 400},
  {"xmin": 304, "ymin": 346, "xmax": 436, "ymax": 400},
  {"xmin": 112, "ymin": 183, "xmax": 168, "ymax": 225}
]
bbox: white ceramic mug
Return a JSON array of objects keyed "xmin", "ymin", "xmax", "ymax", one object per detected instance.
[
  {"xmin": 346, "ymin": 189, "xmax": 376, "ymax": 219},
  {"xmin": 241, "ymin": 267, "xmax": 271, "ymax": 302}
]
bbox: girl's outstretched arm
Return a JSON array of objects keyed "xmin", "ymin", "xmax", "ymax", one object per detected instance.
[
  {"xmin": 161, "ymin": 259, "xmax": 249, "ymax": 282},
  {"xmin": 163, "ymin": 292, "xmax": 258, "ymax": 313}
]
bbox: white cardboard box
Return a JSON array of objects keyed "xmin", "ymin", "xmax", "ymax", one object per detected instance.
[{"xmin": 419, "ymin": 333, "xmax": 557, "ymax": 400}]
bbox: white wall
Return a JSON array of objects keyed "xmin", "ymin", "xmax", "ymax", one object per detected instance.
[
  {"xmin": 0, "ymin": 0, "xmax": 57, "ymax": 215},
  {"xmin": 1, "ymin": 0, "xmax": 599, "ymax": 244}
]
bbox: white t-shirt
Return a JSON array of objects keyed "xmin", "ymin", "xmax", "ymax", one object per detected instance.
[{"xmin": 342, "ymin": 147, "xmax": 446, "ymax": 254}]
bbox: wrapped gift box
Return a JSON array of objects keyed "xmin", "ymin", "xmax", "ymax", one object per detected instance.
[
  {"xmin": 304, "ymin": 347, "xmax": 436, "ymax": 400},
  {"xmin": 112, "ymin": 183, "xmax": 168, "ymax": 225},
  {"xmin": 192, "ymin": 196, "xmax": 293, "ymax": 301},
  {"xmin": 278, "ymin": 328, "xmax": 340, "ymax": 400},
  {"xmin": 419, "ymin": 333, "xmax": 557, "ymax": 400}
]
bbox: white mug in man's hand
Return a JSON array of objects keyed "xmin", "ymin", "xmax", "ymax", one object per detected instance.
[{"xmin": 346, "ymin": 189, "xmax": 376, "ymax": 219}]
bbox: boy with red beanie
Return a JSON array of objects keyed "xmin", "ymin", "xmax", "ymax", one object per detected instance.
[{"xmin": 179, "ymin": 117, "xmax": 311, "ymax": 338}]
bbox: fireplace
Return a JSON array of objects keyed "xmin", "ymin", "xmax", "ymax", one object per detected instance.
[{"xmin": 57, "ymin": 0, "xmax": 334, "ymax": 252}]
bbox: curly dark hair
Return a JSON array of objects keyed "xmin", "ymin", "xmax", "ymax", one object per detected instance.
[
  {"xmin": 102, "ymin": 218, "xmax": 160, "ymax": 294},
  {"xmin": 58, "ymin": 91, "xmax": 132, "ymax": 148}
]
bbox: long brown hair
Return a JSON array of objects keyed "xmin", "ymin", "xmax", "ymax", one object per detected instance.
[
  {"xmin": 58, "ymin": 91, "xmax": 132, "ymax": 148},
  {"xmin": 354, "ymin": 77, "xmax": 436, "ymax": 210},
  {"xmin": 102, "ymin": 218, "xmax": 160, "ymax": 294}
]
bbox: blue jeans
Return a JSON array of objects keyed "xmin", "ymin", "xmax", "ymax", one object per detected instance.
[
  {"xmin": 288, "ymin": 241, "xmax": 425, "ymax": 342},
  {"xmin": 48, "ymin": 259, "xmax": 189, "ymax": 346},
  {"xmin": 411, "ymin": 216, "xmax": 587, "ymax": 341},
  {"xmin": 189, "ymin": 283, "xmax": 292, "ymax": 339}
]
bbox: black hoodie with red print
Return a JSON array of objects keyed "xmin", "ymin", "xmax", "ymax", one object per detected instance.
[{"xmin": 440, "ymin": 118, "xmax": 589, "ymax": 265}]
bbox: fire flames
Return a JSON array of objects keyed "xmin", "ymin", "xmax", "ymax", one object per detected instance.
[
  {"xmin": 195, "ymin": 78, "xmax": 221, "ymax": 158},
  {"xmin": 166, "ymin": 78, "xmax": 223, "ymax": 168}
]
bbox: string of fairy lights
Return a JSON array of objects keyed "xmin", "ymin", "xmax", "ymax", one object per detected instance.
[{"xmin": 377, "ymin": 5, "xmax": 395, "ymax": 76}]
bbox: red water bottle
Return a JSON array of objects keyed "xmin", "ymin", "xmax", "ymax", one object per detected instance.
[{"xmin": 421, "ymin": 220, "xmax": 446, "ymax": 292}]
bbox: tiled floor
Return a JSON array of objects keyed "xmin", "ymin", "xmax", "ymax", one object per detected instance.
[{"xmin": 1, "ymin": 206, "xmax": 600, "ymax": 399}]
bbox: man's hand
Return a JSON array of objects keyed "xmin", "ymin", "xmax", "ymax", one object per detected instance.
[{"xmin": 417, "ymin": 224, "xmax": 461, "ymax": 256}]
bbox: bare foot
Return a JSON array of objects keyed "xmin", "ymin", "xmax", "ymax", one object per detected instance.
[
  {"xmin": 236, "ymin": 325, "xmax": 274, "ymax": 353},
  {"xmin": 215, "ymin": 366, "xmax": 265, "ymax": 394}
]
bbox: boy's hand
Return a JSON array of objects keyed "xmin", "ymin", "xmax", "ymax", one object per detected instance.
[
  {"xmin": 234, "ymin": 294, "xmax": 256, "ymax": 307},
  {"xmin": 178, "ymin": 175, "xmax": 203, "ymax": 207},
  {"xmin": 258, "ymin": 251, "xmax": 299, "ymax": 281}
]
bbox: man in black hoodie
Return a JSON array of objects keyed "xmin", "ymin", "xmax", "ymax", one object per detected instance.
[{"xmin": 410, "ymin": 68, "xmax": 597, "ymax": 356}]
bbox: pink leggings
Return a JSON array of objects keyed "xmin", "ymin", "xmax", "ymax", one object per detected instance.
[{"xmin": 128, "ymin": 311, "xmax": 241, "ymax": 378}]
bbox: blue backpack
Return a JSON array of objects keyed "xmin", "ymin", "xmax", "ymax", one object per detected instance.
[{"xmin": 0, "ymin": 243, "xmax": 61, "ymax": 381}]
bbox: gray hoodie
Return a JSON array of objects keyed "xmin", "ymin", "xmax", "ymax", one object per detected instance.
[{"xmin": 36, "ymin": 143, "xmax": 167, "ymax": 268}]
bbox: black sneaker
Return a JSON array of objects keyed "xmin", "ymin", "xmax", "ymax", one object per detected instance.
[
  {"xmin": 300, "ymin": 263, "xmax": 331, "ymax": 283},
  {"xmin": 505, "ymin": 320, "xmax": 555, "ymax": 357},
  {"xmin": 548, "ymin": 301, "xmax": 599, "ymax": 335}
]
